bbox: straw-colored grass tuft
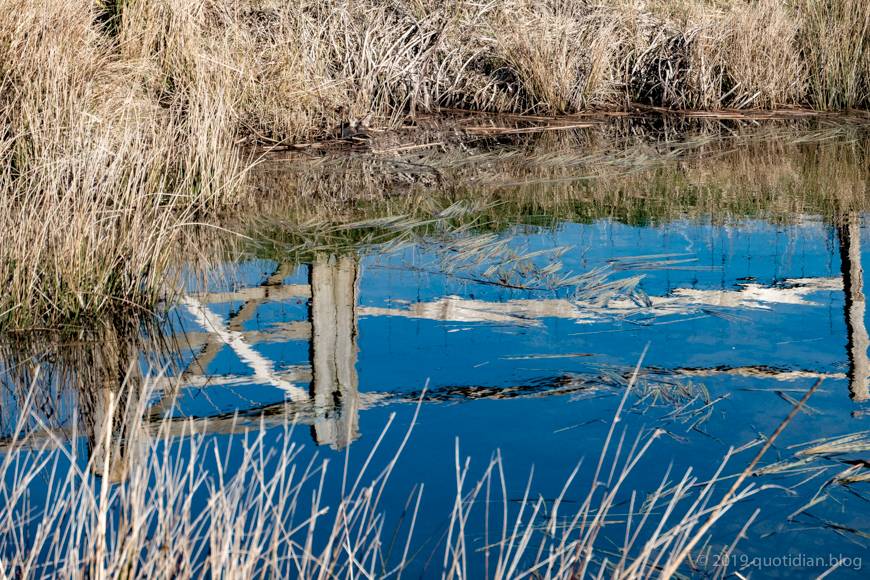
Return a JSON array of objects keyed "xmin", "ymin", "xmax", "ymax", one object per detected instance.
[
  {"xmin": 796, "ymin": 0, "xmax": 870, "ymax": 110},
  {"xmin": 0, "ymin": 0, "xmax": 243, "ymax": 330}
]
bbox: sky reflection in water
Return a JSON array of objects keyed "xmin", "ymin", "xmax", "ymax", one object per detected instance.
[
  {"xmin": 153, "ymin": 208, "xmax": 870, "ymax": 578},
  {"xmin": 6, "ymin": 122, "xmax": 870, "ymax": 578}
]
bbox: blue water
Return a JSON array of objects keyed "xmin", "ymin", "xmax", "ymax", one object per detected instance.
[
  {"xmin": 5, "ymin": 123, "xmax": 870, "ymax": 577},
  {"xmin": 152, "ymin": 213, "xmax": 870, "ymax": 578}
]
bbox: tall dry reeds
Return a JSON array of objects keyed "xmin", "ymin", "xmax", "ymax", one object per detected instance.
[
  {"xmin": 1, "ymin": 0, "xmax": 869, "ymax": 331},
  {"xmin": 0, "ymin": 0, "xmax": 243, "ymax": 330},
  {"xmin": 0, "ymin": 364, "xmax": 791, "ymax": 580},
  {"xmin": 796, "ymin": 0, "xmax": 870, "ymax": 110},
  {"xmin": 82, "ymin": 0, "xmax": 868, "ymax": 144}
]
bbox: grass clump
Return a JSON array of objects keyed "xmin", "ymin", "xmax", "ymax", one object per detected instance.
[
  {"xmin": 0, "ymin": 0, "xmax": 243, "ymax": 330},
  {"xmin": 797, "ymin": 0, "xmax": 870, "ymax": 110}
]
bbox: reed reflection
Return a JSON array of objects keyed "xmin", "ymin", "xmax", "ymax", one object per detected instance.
[{"xmin": 0, "ymin": 320, "xmax": 170, "ymax": 482}]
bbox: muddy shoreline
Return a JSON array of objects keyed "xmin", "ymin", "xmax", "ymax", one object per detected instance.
[{"xmin": 253, "ymin": 107, "xmax": 870, "ymax": 155}]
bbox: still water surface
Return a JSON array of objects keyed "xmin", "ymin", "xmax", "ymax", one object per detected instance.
[{"xmin": 7, "ymin": 120, "xmax": 870, "ymax": 577}]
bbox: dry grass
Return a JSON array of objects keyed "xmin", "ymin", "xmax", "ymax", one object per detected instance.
[
  {"xmin": 85, "ymin": 0, "xmax": 870, "ymax": 144},
  {"xmin": 796, "ymin": 0, "xmax": 870, "ymax": 110},
  {"xmin": 0, "ymin": 0, "xmax": 244, "ymax": 330},
  {"xmin": 0, "ymin": 359, "xmax": 810, "ymax": 580},
  {"xmin": 1, "ymin": 0, "xmax": 869, "ymax": 331}
]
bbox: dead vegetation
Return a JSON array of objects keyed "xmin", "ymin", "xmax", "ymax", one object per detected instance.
[
  {"xmin": 2, "ymin": 0, "xmax": 870, "ymax": 331},
  {"xmin": 0, "ymin": 0, "xmax": 245, "ymax": 330},
  {"xmin": 91, "ymin": 0, "xmax": 867, "ymax": 143},
  {"xmin": 0, "ymin": 359, "xmax": 827, "ymax": 580}
]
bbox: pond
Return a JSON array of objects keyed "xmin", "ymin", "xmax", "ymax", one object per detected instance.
[{"xmin": 3, "ymin": 117, "xmax": 870, "ymax": 579}]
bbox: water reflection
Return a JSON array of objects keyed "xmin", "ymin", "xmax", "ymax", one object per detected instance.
[
  {"xmin": 2, "ymin": 121, "xmax": 870, "ymax": 478},
  {"xmin": 2, "ymin": 121, "xmax": 870, "ymax": 578},
  {"xmin": 359, "ymin": 277, "xmax": 842, "ymax": 324},
  {"xmin": 0, "ymin": 321, "xmax": 163, "ymax": 482},
  {"xmin": 146, "ymin": 213, "xmax": 866, "ymax": 453},
  {"xmin": 838, "ymin": 213, "xmax": 870, "ymax": 402},
  {"xmin": 166, "ymin": 256, "xmax": 362, "ymax": 450},
  {"xmin": 2, "ymin": 210, "xmax": 867, "ymax": 468},
  {"xmin": 308, "ymin": 255, "xmax": 360, "ymax": 449}
]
